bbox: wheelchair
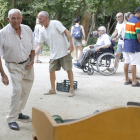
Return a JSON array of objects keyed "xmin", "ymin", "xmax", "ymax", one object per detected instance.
[{"xmin": 81, "ymin": 42, "xmax": 119, "ymax": 76}]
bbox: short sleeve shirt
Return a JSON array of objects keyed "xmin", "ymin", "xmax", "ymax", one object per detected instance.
[
  {"xmin": 96, "ymin": 33, "xmax": 111, "ymax": 46},
  {"xmin": 38, "ymin": 20, "xmax": 69, "ymax": 59},
  {"xmin": 123, "ymin": 16, "xmax": 140, "ymax": 53}
]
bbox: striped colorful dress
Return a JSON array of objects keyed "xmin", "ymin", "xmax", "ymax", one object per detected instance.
[{"xmin": 123, "ymin": 16, "xmax": 140, "ymax": 53}]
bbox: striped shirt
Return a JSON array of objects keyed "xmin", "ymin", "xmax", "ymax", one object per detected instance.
[{"xmin": 123, "ymin": 16, "xmax": 140, "ymax": 53}]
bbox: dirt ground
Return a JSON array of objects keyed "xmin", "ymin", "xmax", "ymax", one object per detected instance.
[{"xmin": 0, "ymin": 55, "xmax": 140, "ymax": 140}]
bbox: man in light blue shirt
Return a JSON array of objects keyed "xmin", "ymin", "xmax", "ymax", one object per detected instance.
[{"xmin": 74, "ymin": 26, "xmax": 111, "ymax": 67}]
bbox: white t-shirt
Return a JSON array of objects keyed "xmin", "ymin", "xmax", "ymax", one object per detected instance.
[
  {"xmin": 96, "ymin": 33, "xmax": 111, "ymax": 46},
  {"xmin": 115, "ymin": 22, "xmax": 124, "ymax": 44},
  {"xmin": 38, "ymin": 20, "xmax": 69, "ymax": 59}
]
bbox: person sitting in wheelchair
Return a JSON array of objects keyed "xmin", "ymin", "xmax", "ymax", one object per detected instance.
[{"xmin": 73, "ymin": 26, "xmax": 112, "ymax": 69}]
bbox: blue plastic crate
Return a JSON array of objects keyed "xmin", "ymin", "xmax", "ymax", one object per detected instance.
[{"xmin": 56, "ymin": 80, "xmax": 77, "ymax": 92}]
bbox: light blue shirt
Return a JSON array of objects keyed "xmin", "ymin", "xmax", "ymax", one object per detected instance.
[{"xmin": 96, "ymin": 33, "xmax": 111, "ymax": 46}]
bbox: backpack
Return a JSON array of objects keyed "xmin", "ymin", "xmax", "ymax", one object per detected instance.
[{"xmin": 72, "ymin": 25, "xmax": 82, "ymax": 39}]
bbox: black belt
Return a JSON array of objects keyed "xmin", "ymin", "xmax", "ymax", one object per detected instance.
[{"xmin": 18, "ymin": 59, "xmax": 28, "ymax": 64}]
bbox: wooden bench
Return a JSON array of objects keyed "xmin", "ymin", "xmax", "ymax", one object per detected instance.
[{"xmin": 32, "ymin": 106, "xmax": 140, "ymax": 140}]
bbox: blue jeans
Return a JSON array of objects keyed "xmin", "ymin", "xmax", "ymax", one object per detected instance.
[{"xmin": 116, "ymin": 44, "xmax": 123, "ymax": 53}]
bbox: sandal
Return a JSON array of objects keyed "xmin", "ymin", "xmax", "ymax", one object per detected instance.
[
  {"xmin": 35, "ymin": 60, "xmax": 39, "ymax": 63},
  {"xmin": 68, "ymin": 89, "xmax": 75, "ymax": 97},
  {"xmin": 131, "ymin": 81, "xmax": 140, "ymax": 87},
  {"xmin": 37, "ymin": 60, "xmax": 42, "ymax": 63},
  {"xmin": 44, "ymin": 90, "xmax": 56, "ymax": 95},
  {"xmin": 124, "ymin": 79, "xmax": 132, "ymax": 85}
]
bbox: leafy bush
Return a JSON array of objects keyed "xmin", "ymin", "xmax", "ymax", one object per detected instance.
[{"xmin": 42, "ymin": 43, "xmax": 50, "ymax": 52}]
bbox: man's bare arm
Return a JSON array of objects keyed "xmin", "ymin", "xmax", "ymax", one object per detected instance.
[
  {"xmin": 0, "ymin": 57, "xmax": 9, "ymax": 85},
  {"xmin": 26, "ymin": 50, "xmax": 35, "ymax": 69},
  {"xmin": 81, "ymin": 25, "xmax": 85, "ymax": 40},
  {"xmin": 63, "ymin": 29, "xmax": 74, "ymax": 53},
  {"xmin": 111, "ymin": 30, "xmax": 118, "ymax": 39},
  {"xmin": 35, "ymin": 43, "xmax": 43, "ymax": 55},
  {"xmin": 96, "ymin": 44, "xmax": 111, "ymax": 52}
]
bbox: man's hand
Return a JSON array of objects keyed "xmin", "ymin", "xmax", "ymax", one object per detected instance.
[
  {"xmin": 112, "ymin": 38, "xmax": 117, "ymax": 42},
  {"xmin": 2, "ymin": 74, "xmax": 9, "ymax": 86},
  {"xmin": 96, "ymin": 47, "xmax": 101, "ymax": 52},
  {"xmin": 68, "ymin": 44, "xmax": 74, "ymax": 53},
  {"xmin": 25, "ymin": 61, "xmax": 34, "ymax": 69},
  {"xmin": 89, "ymin": 45, "xmax": 95, "ymax": 48}
]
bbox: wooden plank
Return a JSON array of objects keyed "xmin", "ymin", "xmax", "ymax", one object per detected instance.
[
  {"xmin": 55, "ymin": 107, "xmax": 140, "ymax": 140},
  {"xmin": 32, "ymin": 107, "xmax": 57, "ymax": 140}
]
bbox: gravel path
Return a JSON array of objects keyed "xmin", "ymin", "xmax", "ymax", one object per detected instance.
[{"xmin": 0, "ymin": 55, "xmax": 140, "ymax": 140}]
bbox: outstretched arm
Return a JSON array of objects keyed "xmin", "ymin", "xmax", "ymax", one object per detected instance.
[
  {"xmin": 96, "ymin": 44, "xmax": 111, "ymax": 52},
  {"xmin": 111, "ymin": 30, "xmax": 118, "ymax": 39},
  {"xmin": 81, "ymin": 25, "xmax": 85, "ymax": 40},
  {"xmin": 64, "ymin": 29, "xmax": 74, "ymax": 53},
  {"xmin": 35, "ymin": 43, "xmax": 43, "ymax": 55},
  {"xmin": 0, "ymin": 57, "xmax": 9, "ymax": 85}
]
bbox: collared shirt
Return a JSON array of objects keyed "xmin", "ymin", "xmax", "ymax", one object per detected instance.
[
  {"xmin": 0, "ymin": 24, "xmax": 35, "ymax": 63},
  {"xmin": 38, "ymin": 20, "xmax": 69, "ymax": 60},
  {"xmin": 96, "ymin": 33, "xmax": 111, "ymax": 46},
  {"xmin": 123, "ymin": 16, "xmax": 140, "ymax": 53}
]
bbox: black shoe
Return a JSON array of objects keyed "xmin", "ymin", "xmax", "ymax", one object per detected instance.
[
  {"xmin": 8, "ymin": 122, "xmax": 19, "ymax": 130},
  {"xmin": 18, "ymin": 113, "xmax": 30, "ymax": 120}
]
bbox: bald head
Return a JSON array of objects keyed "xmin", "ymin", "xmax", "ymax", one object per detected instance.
[
  {"xmin": 98, "ymin": 26, "xmax": 106, "ymax": 33},
  {"xmin": 116, "ymin": 12, "xmax": 123, "ymax": 23},
  {"xmin": 8, "ymin": 9, "xmax": 22, "ymax": 19},
  {"xmin": 38, "ymin": 11, "xmax": 49, "ymax": 19}
]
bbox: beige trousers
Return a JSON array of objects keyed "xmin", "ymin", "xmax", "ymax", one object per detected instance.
[{"xmin": 5, "ymin": 59, "xmax": 34, "ymax": 123}]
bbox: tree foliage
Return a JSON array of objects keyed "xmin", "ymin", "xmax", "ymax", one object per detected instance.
[{"xmin": 0, "ymin": 0, "xmax": 140, "ymax": 36}]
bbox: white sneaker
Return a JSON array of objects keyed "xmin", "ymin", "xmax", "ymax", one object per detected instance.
[{"xmin": 68, "ymin": 89, "xmax": 75, "ymax": 97}]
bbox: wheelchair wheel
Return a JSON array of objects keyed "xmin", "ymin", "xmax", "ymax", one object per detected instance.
[
  {"xmin": 97, "ymin": 53, "xmax": 118, "ymax": 76},
  {"xmin": 89, "ymin": 58, "xmax": 98, "ymax": 72},
  {"xmin": 83, "ymin": 66, "xmax": 88, "ymax": 73},
  {"xmin": 87, "ymin": 65, "xmax": 94, "ymax": 75}
]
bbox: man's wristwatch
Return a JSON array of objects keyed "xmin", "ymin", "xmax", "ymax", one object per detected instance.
[{"xmin": 30, "ymin": 60, "xmax": 34, "ymax": 62}]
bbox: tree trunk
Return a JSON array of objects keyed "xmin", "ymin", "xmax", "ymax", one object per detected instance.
[
  {"xmin": 81, "ymin": 3, "xmax": 92, "ymax": 36},
  {"xmin": 107, "ymin": 14, "xmax": 113, "ymax": 34},
  {"xmin": 57, "ymin": 1, "xmax": 63, "ymax": 21},
  {"xmin": 69, "ymin": 1, "xmax": 82, "ymax": 31},
  {"xmin": 86, "ymin": 0, "xmax": 103, "ymax": 43},
  {"xmin": 12, "ymin": 0, "xmax": 16, "ymax": 8}
]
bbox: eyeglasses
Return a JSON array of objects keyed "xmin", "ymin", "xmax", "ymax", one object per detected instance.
[
  {"xmin": 116, "ymin": 16, "xmax": 121, "ymax": 19},
  {"xmin": 98, "ymin": 30, "xmax": 102, "ymax": 32}
]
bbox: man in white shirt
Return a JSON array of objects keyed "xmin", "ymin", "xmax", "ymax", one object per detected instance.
[
  {"xmin": 0, "ymin": 9, "xmax": 35, "ymax": 130},
  {"xmin": 36, "ymin": 11, "xmax": 74, "ymax": 97},
  {"xmin": 110, "ymin": 12, "xmax": 124, "ymax": 70},
  {"xmin": 74, "ymin": 26, "xmax": 111, "ymax": 67}
]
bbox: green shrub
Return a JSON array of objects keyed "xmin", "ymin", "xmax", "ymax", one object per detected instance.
[{"xmin": 43, "ymin": 43, "xmax": 50, "ymax": 51}]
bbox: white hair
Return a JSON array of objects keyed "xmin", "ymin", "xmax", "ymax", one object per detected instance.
[
  {"xmin": 38, "ymin": 11, "xmax": 49, "ymax": 19},
  {"xmin": 99, "ymin": 26, "xmax": 106, "ymax": 33},
  {"xmin": 8, "ymin": 9, "xmax": 22, "ymax": 19}
]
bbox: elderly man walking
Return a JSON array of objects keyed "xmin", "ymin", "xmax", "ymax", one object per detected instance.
[
  {"xmin": 0, "ymin": 9, "xmax": 35, "ymax": 130},
  {"xmin": 36, "ymin": 11, "xmax": 74, "ymax": 97},
  {"xmin": 123, "ymin": 7, "xmax": 140, "ymax": 87}
]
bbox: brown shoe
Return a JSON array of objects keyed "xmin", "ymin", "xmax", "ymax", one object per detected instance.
[
  {"xmin": 68, "ymin": 89, "xmax": 75, "ymax": 97},
  {"xmin": 44, "ymin": 90, "xmax": 56, "ymax": 95}
]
